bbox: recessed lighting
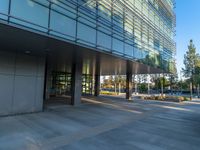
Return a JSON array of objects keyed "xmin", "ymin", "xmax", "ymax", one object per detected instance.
[{"xmin": 25, "ymin": 51, "xmax": 31, "ymax": 54}]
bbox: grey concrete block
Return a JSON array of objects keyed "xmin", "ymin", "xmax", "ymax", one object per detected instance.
[
  {"xmin": 0, "ymin": 51, "xmax": 45, "ymax": 115},
  {"xmin": 0, "ymin": 75, "xmax": 14, "ymax": 115},
  {"xmin": 0, "ymin": 51, "xmax": 15, "ymax": 75},
  {"xmin": 12, "ymin": 76, "xmax": 36, "ymax": 114},
  {"xmin": 34, "ymin": 77, "xmax": 44, "ymax": 111},
  {"xmin": 15, "ymin": 54, "xmax": 37, "ymax": 76},
  {"xmin": 37, "ymin": 56, "xmax": 45, "ymax": 77}
]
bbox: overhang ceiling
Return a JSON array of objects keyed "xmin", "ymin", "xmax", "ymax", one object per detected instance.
[{"xmin": 0, "ymin": 22, "xmax": 164, "ymax": 75}]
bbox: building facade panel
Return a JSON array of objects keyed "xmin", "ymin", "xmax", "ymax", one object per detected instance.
[
  {"xmin": 0, "ymin": 74, "xmax": 14, "ymax": 115},
  {"xmin": 0, "ymin": 52, "xmax": 45, "ymax": 116}
]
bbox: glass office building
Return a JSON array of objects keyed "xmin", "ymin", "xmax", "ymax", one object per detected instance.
[
  {"xmin": 0, "ymin": 0, "xmax": 176, "ymax": 116},
  {"xmin": 0, "ymin": 0, "xmax": 176, "ymax": 71}
]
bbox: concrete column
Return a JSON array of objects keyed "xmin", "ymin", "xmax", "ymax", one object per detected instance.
[
  {"xmin": 71, "ymin": 53, "xmax": 83, "ymax": 105},
  {"xmin": 94, "ymin": 55, "xmax": 100, "ymax": 96},
  {"xmin": 126, "ymin": 61, "xmax": 133, "ymax": 100},
  {"xmin": 43, "ymin": 55, "xmax": 48, "ymax": 110}
]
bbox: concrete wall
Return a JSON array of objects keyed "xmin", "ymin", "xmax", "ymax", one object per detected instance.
[{"xmin": 0, "ymin": 51, "xmax": 45, "ymax": 116}]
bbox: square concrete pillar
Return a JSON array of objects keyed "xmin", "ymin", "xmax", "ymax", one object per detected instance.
[
  {"xmin": 126, "ymin": 61, "xmax": 133, "ymax": 100},
  {"xmin": 94, "ymin": 55, "xmax": 100, "ymax": 96},
  {"xmin": 71, "ymin": 53, "xmax": 83, "ymax": 105}
]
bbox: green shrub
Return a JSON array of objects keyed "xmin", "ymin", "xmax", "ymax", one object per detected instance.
[
  {"xmin": 140, "ymin": 96, "xmax": 145, "ymax": 100},
  {"xmin": 155, "ymin": 96, "xmax": 163, "ymax": 100},
  {"xmin": 100, "ymin": 91, "xmax": 118, "ymax": 96},
  {"xmin": 183, "ymin": 97, "xmax": 190, "ymax": 101},
  {"xmin": 178, "ymin": 96, "xmax": 184, "ymax": 101},
  {"xmin": 141, "ymin": 95, "xmax": 190, "ymax": 102}
]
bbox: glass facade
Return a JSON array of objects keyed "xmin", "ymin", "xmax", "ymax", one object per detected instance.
[
  {"xmin": 0, "ymin": 0, "xmax": 176, "ymax": 72},
  {"xmin": 49, "ymin": 72, "xmax": 94, "ymax": 96}
]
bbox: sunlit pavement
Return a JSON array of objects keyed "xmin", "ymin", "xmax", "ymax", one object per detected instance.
[{"xmin": 1, "ymin": 96, "xmax": 200, "ymax": 150}]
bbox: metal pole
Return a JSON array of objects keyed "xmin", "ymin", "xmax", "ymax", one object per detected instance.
[
  {"xmin": 114, "ymin": 75, "xmax": 117, "ymax": 94},
  {"xmin": 147, "ymin": 74, "xmax": 150, "ymax": 95},
  {"xmin": 119, "ymin": 82, "xmax": 121, "ymax": 94},
  {"xmin": 135, "ymin": 75, "xmax": 137, "ymax": 94},
  {"xmin": 190, "ymin": 82, "xmax": 193, "ymax": 101},
  {"xmin": 161, "ymin": 74, "xmax": 164, "ymax": 99},
  {"xmin": 180, "ymin": 71, "xmax": 182, "ymax": 94}
]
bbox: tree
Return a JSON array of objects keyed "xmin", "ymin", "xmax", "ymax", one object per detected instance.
[
  {"xmin": 182, "ymin": 40, "xmax": 200, "ymax": 92},
  {"xmin": 138, "ymin": 83, "xmax": 148, "ymax": 93},
  {"xmin": 115, "ymin": 75, "xmax": 126, "ymax": 94},
  {"xmin": 169, "ymin": 72, "xmax": 178, "ymax": 93},
  {"xmin": 154, "ymin": 76, "xmax": 169, "ymax": 90},
  {"xmin": 101, "ymin": 75, "xmax": 126, "ymax": 93},
  {"xmin": 177, "ymin": 80, "xmax": 189, "ymax": 91}
]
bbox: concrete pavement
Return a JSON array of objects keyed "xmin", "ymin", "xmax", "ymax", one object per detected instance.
[{"xmin": 0, "ymin": 96, "xmax": 200, "ymax": 150}]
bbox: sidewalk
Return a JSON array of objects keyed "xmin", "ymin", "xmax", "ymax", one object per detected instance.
[{"xmin": 0, "ymin": 96, "xmax": 200, "ymax": 150}]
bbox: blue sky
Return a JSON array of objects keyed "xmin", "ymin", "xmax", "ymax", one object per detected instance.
[{"xmin": 176, "ymin": 0, "xmax": 200, "ymax": 76}]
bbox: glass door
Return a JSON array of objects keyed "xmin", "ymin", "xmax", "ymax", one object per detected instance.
[
  {"xmin": 82, "ymin": 74, "xmax": 93, "ymax": 95},
  {"xmin": 51, "ymin": 71, "xmax": 72, "ymax": 96}
]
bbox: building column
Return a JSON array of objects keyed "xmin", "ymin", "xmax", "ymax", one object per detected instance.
[
  {"xmin": 126, "ymin": 61, "xmax": 133, "ymax": 100},
  {"xmin": 71, "ymin": 53, "xmax": 83, "ymax": 105},
  {"xmin": 94, "ymin": 55, "xmax": 101, "ymax": 96},
  {"xmin": 43, "ymin": 54, "xmax": 48, "ymax": 110}
]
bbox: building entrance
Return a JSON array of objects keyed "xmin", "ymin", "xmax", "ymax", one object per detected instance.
[
  {"xmin": 82, "ymin": 74, "xmax": 93, "ymax": 95},
  {"xmin": 51, "ymin": 71, "xmax": 72, "ymax": 97},
  {"xmin": 49, "ymin": 72, "xmax": 94, "ymax": 98}
]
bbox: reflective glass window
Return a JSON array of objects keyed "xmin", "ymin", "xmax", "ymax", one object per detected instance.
[
  {"xmin": 154, "ymin": 39, "xmax": 160, "ymax": 51},
  {"xmin": 141, "ymin": 50, "xmax": 149, "ymax": 60},
  {"xmin": 97, "ymin": 31, "xmax": 111, "ymax": 50},
  {"xmin": 0, "ymin": 0, "xmax": 9, "ymax": 20},
  {"xmin": 154, "ymin": 52, "xmax": 161, "ymax": 66},
  {"xmin": 98, "ymin": 2, "xmax": 111, "ymax": 22},
  {"xmin": 134, "ymin": 46, "xmax": 142, "ymax": 60},
  {"xmin": 50, "ymin": 11, "xmax": 76, "ymax": 40},
  {"xmin": 77, "ymin": 22, "xmax": 96, "ymax": 45},
  {"xmin": 78, "ymin": 11, "xmax": 96, "ymax": 28},
  {"xmin": 112, "ymin": 38, "xmax": 124, "ymax": 54},
  {"xmin": 78, "ymin": 0, "xmax": 96, "ymax": 27},
  {"xmin": 98, "ymin": 25, "xmax": 112, "ymax": 35},
  {"xmin": 125, "ymin": 43, "xmax": 133, "ymax": 57},
  {"xmin": 10, "ymin": 0, "xmax": 48, "ymax": 31},
  {"xmin": 51, "ymin": 0, "xmax": 77, "ymax": 18}
]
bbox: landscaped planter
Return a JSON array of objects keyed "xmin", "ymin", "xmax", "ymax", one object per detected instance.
[{"xmin": 140, "ymin": 95, "xmax": 190, "ymax": 103}]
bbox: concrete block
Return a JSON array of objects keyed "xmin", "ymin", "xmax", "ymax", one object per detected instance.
[
  {"xmin": 0, "ymin": 51, "xmax": 15, "ymax": 75},
  {"xmin": 15, "ymin": 54, "xmax": 37, "ymax": 76},
  {"xmin": 12, "ymin": 76, "xmax": 36, "ymax": 114},
  {"xmin": 0, "ymin": 75, "xmax": 14, "ymax": 115},
  {"xmin": 35, "ymin": 77, "xmax": 44, "ymax": 111}
]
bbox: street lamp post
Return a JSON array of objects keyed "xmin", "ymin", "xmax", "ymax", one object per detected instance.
[
  {"xmin": 190, "ymin": 82, "xmax": 192, "ymax": 101},
  {"xmin": 190, "ymin": 63, "xmax": 195, "ymax": 101},
  {"xmin": 160, "ymin": 73, "xmax": 164, "ymax": 100},
  {"xmin": 180, "ymin": 71, "xmax": 182, "ymax": 94}
]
